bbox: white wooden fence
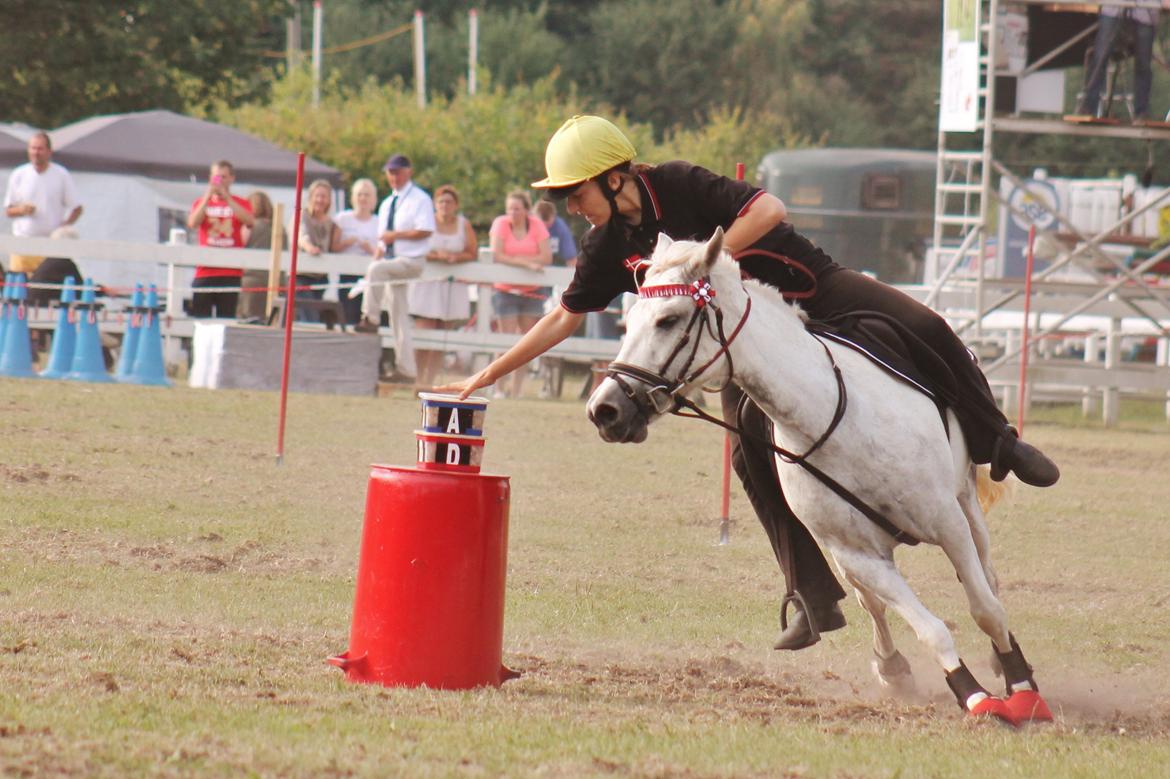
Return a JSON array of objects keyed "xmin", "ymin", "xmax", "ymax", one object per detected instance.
[
  {"xmin": 5, "ymin": 236, "xmax": 1168, "ymax": 423},
  {"xmin": 0, "ymin": 235, "xmax": 621, "ymax": 364}
]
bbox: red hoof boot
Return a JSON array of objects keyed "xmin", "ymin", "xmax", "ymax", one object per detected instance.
[
  {"xmin": 1006, "ymin": 690, "xmax": 1053, "ymax": 723},
  {"xmin": 968, "ymin": 696, "xmax": 1019, "ymax": 728}
]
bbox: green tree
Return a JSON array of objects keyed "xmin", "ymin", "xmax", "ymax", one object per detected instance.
[
  {"xmin": 564, "ymin": 0, "xmax": 740, "ymax": 135},
  {"xmin": 794, "ymin": 0, "xmax": 942, "ymax": 148},
  {"xmin": 0, "ymin": 0, "xmax": 290, "ymax": 128},
  {"xmin": 302, "ymin": 1, "xmax": 562, "ymax": 98}
]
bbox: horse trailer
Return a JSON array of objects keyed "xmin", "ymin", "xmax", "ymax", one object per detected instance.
[{"xmin": 755, "ymin": 148, "xmax": 937, "ymax": 284}]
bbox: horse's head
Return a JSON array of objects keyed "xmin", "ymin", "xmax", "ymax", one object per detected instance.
[{"xmin": 587, "ymin": 227, "xmax": 746, "ymax": 443}]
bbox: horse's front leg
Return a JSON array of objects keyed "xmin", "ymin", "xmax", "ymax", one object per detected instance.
[{"xmin": 851, "ymin": 583, "xmax": 915, "ymax": 695}]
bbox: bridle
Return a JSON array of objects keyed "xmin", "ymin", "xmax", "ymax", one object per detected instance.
[{"xmin": 606, "ymin": 277, "xmax": 752, "ymax": 419}]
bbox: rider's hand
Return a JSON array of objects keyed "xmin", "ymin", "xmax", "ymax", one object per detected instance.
[{"xmin": 434, "ymin": 368, "xmax": 492, "ymax": 400}]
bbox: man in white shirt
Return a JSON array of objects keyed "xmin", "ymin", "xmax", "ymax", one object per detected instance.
[
  {"xmin": 354, "ymin": 154, "xmax": 434, "ymax": 382},
  {"xmin": 4, "ymin": 132, "xmax": 83, "ymax": 273}
]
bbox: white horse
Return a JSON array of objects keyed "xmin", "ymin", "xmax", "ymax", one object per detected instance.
[{"xmin": 586, "ymin": 228, "xmax": 1053, "ymax": 726}]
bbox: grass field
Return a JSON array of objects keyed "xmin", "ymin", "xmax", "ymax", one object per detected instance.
[{"xmin": 2, "ymin": 376, "xmax": 1169, "ymax": 777}]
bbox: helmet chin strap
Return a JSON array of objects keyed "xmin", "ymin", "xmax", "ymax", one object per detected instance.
[{"xmin": 601, "ymin": 174, "xmax": 628, "ymax": 226}]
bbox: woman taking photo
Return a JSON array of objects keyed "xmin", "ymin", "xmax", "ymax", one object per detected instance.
[
  {"xmin": 488, "ymin": 189, "xmax": 551, "ymax": 398},
  {"xmin": 441, "ymin": 115, "xmax": 1059, "ymax": 652},
  {"xmin": 410, "ymin": 184, "xmax": 478, "ymax": 387}
]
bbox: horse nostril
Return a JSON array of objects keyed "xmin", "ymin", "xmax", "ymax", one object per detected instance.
[{"xmin": 591, "ymin": 402, "xmax": 619, "ymax": 427}]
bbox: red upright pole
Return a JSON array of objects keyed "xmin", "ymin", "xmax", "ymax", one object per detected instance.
[
  {"xmin": 1017, "ymin": 224, "xmax": 1037, "ymax": 434},
  {"xmin": 717, "ymin": 162, "xmax": 748, "ymax": 544},
  {"xmin": 276, "ymin": 152, "xmax": 307, "ymax": 465}
]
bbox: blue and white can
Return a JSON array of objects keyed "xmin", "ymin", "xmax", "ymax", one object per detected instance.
[{"xmin": 418, "ymin": 392, "xmax": 489, "ymax": 437}]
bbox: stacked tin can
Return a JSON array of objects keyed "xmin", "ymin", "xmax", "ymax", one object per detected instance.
[{"xmin": 415, "ymin": 392, "xmax": 490, "ymax": 473}]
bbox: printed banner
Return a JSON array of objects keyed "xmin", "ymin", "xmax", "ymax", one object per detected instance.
[{"xmin": 940, "ymin": 0, "xmax": 981, "ymax": 132}]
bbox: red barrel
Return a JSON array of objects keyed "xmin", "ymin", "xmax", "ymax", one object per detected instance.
[{"xmin": 328, "ymin": 465, "xmax": 516, "ymax": 689}]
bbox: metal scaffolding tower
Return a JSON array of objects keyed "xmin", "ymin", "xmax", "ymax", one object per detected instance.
[{"xmin": 932, "ymin": 0, "xmax": 1170, "ymax": 343}]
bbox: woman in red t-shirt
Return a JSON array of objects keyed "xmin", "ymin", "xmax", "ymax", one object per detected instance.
[{"xmin": 489, "ymin": 190, "xmax": 551, "ymax": 398}]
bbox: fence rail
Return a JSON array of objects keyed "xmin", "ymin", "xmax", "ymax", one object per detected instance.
[{"xmin": 5, "ymin": 237, "xmax": 1169, "ymax": 421}]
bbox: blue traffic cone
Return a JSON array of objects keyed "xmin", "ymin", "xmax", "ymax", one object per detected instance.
[
  {"xmin": 40, "ymin": 276, "xmax": 79, "ymax": 379},
  {"xmin": 115, "ymin": 284, "xmax": 145, "ymax": 381},
  {"xmin": 0, "ymin": 273, "xmax": 37, "ymax": 378},
  {"xmin": 0, "ymin": 274, "xmax": 12, "ymax": 360},
  {"xmin": 127, "ymin": 285, "xmax": 171, "ymax": 387},
  {"xmin": 66, "ymin": 278, "xmax": 113, "ymax": 383}
]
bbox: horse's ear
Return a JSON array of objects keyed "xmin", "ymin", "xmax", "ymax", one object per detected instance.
[
  {"xmin": 703, "ymin": 226, "xmax": 725, "ymax": 272},
  {"xmin": 656, "ymin": 232, "xmax": 673, "ymax": 254}
]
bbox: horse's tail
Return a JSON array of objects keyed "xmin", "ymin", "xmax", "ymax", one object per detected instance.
[{"xmin": 975, "ymin": 465, "xmax": 1012, "ymax": 515}]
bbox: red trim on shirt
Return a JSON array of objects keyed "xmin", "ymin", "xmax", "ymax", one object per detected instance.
[
  {"xmin": 736, "ymin": 190, "xmax": 765, "ymax": 219},
  {"xmin": 559, "ymin": 298, "xmax": 597, "ymax": 315},
  {"xmin": 637, "ymin": 173, "xmax": 662, "ymax": 220}
]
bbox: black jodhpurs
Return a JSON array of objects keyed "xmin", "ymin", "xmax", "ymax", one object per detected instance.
[{"xmin": 721, "ymin": 384, "xmax": 847, "ymax": 611}]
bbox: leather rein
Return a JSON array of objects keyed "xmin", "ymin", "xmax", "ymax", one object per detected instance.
[{"xmin": 606, "ymin": 276, "xmax": 919, "ymax": 547}]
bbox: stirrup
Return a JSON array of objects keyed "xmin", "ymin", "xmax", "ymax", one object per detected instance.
[{"xmin": 779, "ymin": 591, "xmax": 820, "ymax": 646}]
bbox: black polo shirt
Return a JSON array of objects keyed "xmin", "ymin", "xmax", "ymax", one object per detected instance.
[{"xmin": 560, "ymin": 161, "xmax": 841, "ymax": 313}]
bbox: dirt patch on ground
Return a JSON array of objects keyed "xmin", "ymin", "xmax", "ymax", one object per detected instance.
[
  {"xmin": 0, "ymin": 463, "xmax": 80, "ymax": 484},
  {"xmin": 506, "ymin": 652, "xmax": 942, "ymax": 729},
  {"xmin": 2, "ymin": 527, "xmax": 325, "ymax": 576},
  {"xmin": 502, "ymin": 651, "xmax": 1170, "ymax": 736}
]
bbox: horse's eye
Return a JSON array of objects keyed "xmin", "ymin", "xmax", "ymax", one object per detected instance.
[{"xmin": 655, "ymin": 315, "xmax": 680, "ymax": 330}]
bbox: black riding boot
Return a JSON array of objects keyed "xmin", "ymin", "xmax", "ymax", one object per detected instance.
[{"xmin": 721, "ymin": 387, "xmax": 847, "ymax": 650}]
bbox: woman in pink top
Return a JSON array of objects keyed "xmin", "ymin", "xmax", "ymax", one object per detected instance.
[{"xmin": 489, "ymin": 190, "xmax": 551, "ymax": 398}]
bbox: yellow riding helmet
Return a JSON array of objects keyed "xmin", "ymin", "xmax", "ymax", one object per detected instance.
[{"xmin": 531, "ymin": 115, "xmax": 637, "ymax": 189}]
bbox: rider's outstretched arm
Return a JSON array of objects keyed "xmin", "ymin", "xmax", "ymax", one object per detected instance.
[{"xmin": 435, "ymin": 305, "xmax": 585, "ymax": 398}]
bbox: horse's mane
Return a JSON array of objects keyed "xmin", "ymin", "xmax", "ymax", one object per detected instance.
[
  {"xmin": 644, "ymin": 240, "xmax": 809, "ymax": 323},
  {"xmin": 643, "ymin": 242, "xmax": 697, "ymax": 278}
]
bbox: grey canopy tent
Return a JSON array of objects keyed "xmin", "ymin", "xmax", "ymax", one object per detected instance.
[
  {"xmin": 51, "ymin": 109, "xmax": 342, "ymax": 187},
  {"xmin": 0, "ymin": 125, "xmax": 30, "ymax": 168}
]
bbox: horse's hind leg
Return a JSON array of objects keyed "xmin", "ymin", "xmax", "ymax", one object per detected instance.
[
  {"xmin": 832, "ymin": 547, "xmax": 1014, "ymax": 725},
  {"xmin": 937, "ymin": 511, "xmax": 1052, "ymax": 723},
  {"xmin": 958, "ymin": 466, "xmax": 999, "ymax": 597},
  {"xmin": 851, "ymin": 584, "xmax": 914, "ymax": 695}
]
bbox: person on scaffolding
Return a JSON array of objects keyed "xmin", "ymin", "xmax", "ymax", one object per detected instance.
[
  {"xmin": 1075, "ymin": 0, "xmax": 1167, "ymax": 122},
  {"xmin": 438, "ymin": 115, "xmax": 1060, "ymax": 651}
]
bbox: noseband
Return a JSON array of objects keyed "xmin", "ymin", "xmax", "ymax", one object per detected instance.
[{"xmin": 606, "ymin": 277, "xmax": 752, "ymax": 418}]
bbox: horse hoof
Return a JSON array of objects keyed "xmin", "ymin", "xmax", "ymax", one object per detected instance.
[
  {"xmin": 1005, "ymin": 690, "xmax": 1053, "ymax": 723},
  {"xmin": 968, "ymin": 696, "xmax": 1019, "ymax": 728},
  {"xmin": 872, "ymin": 651, "xmax": 914, "ymax": 695}
]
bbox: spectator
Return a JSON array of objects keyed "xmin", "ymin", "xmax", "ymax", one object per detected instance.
[
  {"xmin": 1076, "ymin": 1, "xmax": 1166, "ymax": 121},
  {"xmin": 410, "ymin": 184, "xmax": 478, "ymax": 388},
  {"xmin": 354, "ymin": 154, "xmax": 434, "ymax": 385},
  {"xmin": 332, "ymin": 178, "xmax": 380, "ymax": 326},
  {"xmin": 186, "ymin": 160, "xmax": 254, "ymax": 318},
  {"xmin": 535, "ymin": 199, "xmax": 578, "ymax": 269},
  {"xmin": 4, "ymin": 131, "xmax": 82, "ymax": 275},
  {"xmin": 294, "ymin": 179, "xmax": 338, "ymax": 322},
  {"xmin": 489, "ymin": 190, "xmax": 551, "ymax": 398},
  {"xmin": 534, "ymin": 199, "xmax": 579, "ymax": 397},
  {"xmin": 238, "ymin": 190, "xmax": 287, "ymax": 322}
]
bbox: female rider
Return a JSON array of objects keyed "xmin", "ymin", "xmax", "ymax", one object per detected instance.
[{"xmin": 440, "ymin": 115, "xmax": 1059, "ymax": 651}]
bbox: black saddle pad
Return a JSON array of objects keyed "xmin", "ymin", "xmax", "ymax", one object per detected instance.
[{"xmin": 806, "ymin": 312, "xmax": 940, "ymax": 401}]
